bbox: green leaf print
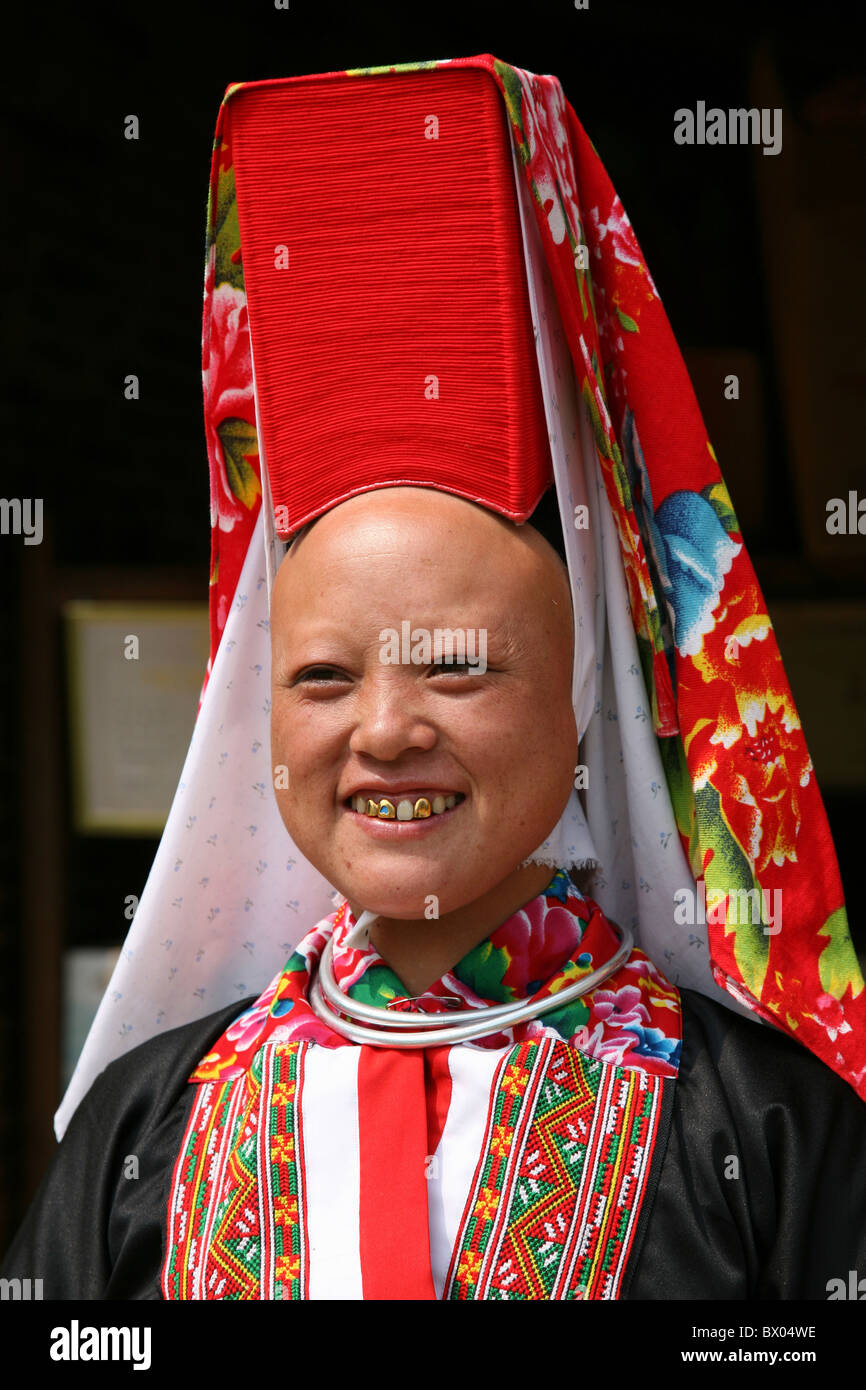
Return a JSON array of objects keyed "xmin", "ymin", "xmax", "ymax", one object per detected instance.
[
  {"xmin": 455, "ymin": 938, "xmax": 512, "ymax": 1002},
  {"xmin": 818, "ymin": 908, "xmax": 864, "ymax": 1000},
  {"xmin": 543, "ymin": 997, "xmax": 591, "ymax": 1040},
  {"xmin": 494, "ymin": 60, "xmax": 528, "ymax": 156},
  {"xmin": 695, "ymin": 782, "xmax": 769, "ymax": 999},
  {"xmin": 346, "ymin": 964, "xmax": 402, "ymax": 1008},
  {"xmin": 581, "ymin": 381, "xmax": 613, "ymax": 462},
  {"xmin": 700, "ymin": 480, "xmax": 740, "ymax": 536},
  {"xmin": 217, "ymin": 418, "xmax": 262, "ymax": 509},
  {"xmin": 213, "ymin": 166, "xmax": 245, "ymax": 293}
]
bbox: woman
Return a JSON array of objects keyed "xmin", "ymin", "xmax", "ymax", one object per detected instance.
[{"xmin": 4, "ymin": 54, "xmax": 865, "ymax": 1300}]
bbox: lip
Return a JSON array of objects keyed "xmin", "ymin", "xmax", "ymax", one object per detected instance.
[{"xmin": 342, "ymin": 795, "xmax": 466, "ymax": 838}]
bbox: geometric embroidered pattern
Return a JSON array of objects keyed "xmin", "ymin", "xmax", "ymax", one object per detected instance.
[
  {"xmin": 163, "ymin": 1042, "xmax": 310, "ymax": 1300},
  {"xmin": 445, "ymin": 1036, "xmax": 665, "ymax": 1299},
  {"xmin": 163, "ymin": 1037, "xmax": 665, "ymax": 1300}
]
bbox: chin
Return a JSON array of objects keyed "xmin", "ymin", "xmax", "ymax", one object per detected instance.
[
  {"xmin": 335, "ymin": 854, "xmax": 471, "ymax": 920},
  {"xmin": 333, "ymin": 839, "xmax": 542, "ymax": 922}
]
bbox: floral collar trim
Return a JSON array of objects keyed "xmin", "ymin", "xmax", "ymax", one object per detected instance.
[{"xmin": 191, "ymin": 868, "xmax": 682, "ymax": 1084}]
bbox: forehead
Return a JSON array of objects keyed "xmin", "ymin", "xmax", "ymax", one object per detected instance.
[
  {"xmin": 281, "ymin": 488, "xmax": 568, "ymax": 590},
  {"xmin": 288, "ymin": 487, "xmax": 506, "ymax": 548},
  {"xmin": 271, "ymin": 492, "xmax": 573, "ymax": 660}
]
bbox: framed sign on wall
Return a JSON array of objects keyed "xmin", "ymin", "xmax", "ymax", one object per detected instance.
[{"xmin": 63, "ymin": 601, "xmax": 210, "ymax": 835}]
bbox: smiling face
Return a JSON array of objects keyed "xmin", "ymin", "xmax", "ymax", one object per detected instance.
[{"xmin": 269, "ymin": 486, "xmax": 577, "ymax": 921}]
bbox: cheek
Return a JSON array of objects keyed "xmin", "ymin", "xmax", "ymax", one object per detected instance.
[
  {"xmin": 487, "ymin": 689, "xmax": 577, "ymax": 816},
  {"xmin": 269, "ymin": 702, "xmax": 294, "ymax": 833},
  {"xmin": 269, "ymin": 698, "xmax": 332, "ymax": 836},
  {"xmin": 271, "ymin": 693, "xmax": 331, "ymax": 771},
  {"xmin": 490, "ymin": 683, "xmax": 576, "ymax": 763},
  {"xmin": 269, "ymin": 697, "xmax": 297, "ymax": 785}
]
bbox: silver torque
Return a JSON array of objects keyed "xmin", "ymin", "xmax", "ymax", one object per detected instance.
[
  {"xmin": 318, "ymin": 927, "xmax": 629, "ymax": 1026},
  {"xmin": 319, "ymin": 934, "xmax": 536, "ymax": 1027},
  {"xmin": 307, "ymin": 923, "xmax": 633, "ymax": 1047}
]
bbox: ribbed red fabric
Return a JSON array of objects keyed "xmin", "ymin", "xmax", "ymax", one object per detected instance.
[
  {"xmin": 227, "ymin": 67, "xmax": 552, "ymax": 538},
  {"xmin": 356, "ymin": 1047, "xmax": 437, "ymax": 1301},
  {"xmin": 424, "ymin": 1046, "xmax": 453, "ymax": 1156}
]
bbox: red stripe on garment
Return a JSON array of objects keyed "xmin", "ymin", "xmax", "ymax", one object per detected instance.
[
  {"xmin": 357, "ymin": 1047, "xmax": 437, "ymax": 1300},
  {"xmin": 424, "ymin": 1046, "xmax": 453, "ymax": 1157}
]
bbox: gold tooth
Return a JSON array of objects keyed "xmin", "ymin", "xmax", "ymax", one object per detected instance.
[{"xmin": 359, "ymin": 794, "xmax": 449, "ymax": 819}]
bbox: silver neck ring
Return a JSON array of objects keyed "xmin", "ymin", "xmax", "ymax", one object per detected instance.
[{"xmin": 307, "ymin": 921, "xmax": 633, "ymax": 1048}]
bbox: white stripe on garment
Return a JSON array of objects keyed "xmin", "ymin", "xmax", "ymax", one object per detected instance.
[
  {"xmin": 301, "ymin": 1045, "xmax": 363, "ymax": 1300},
  {"xmin": 428, "ymin": 1044, "xmax": 513, "ymax": 1299}
]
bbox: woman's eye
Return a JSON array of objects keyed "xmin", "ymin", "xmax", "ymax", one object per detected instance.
[
  {"xmin": 429, "ymin": 661, "xmax": 479, "ymax": 675},
  {"xmin": 293, "ymin": 666, "xmax": 349, "ymax": 685}
]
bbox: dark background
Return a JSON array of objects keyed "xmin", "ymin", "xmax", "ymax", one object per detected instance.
[{"xmin": 1, "ymin": 0, "xmax": 864, "ymax": 1246}]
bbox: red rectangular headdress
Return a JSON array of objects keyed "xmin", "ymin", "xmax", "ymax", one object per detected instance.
[{"xmin": 224, "ymin": 67, "xmax": 552, "ymax": 539}]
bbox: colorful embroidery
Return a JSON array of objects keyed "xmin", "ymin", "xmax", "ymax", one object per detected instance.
[
  {"xmin": 446, "ymin": 1036, "xmax": 663, "ymax": 1300},
  {"xmin": 266, "ymin": 1044, "xmax": 308, "ymax": 1300},
  {"xmin": 164, "ymin": 1042, "xmax": 310, "ymax": 1301},
  {"xmin": 166, "ymin": 1035, "xmax": 665, "ymax": 1300}
]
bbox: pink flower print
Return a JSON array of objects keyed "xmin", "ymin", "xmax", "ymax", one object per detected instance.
[
  {"xmin": 589, "ymin": 197, "xmax": 658, "ymax": 297},
  {"xmin": 493, "ymin": 896, "xmax": 584, "ymax": 996},
  {"xmin": 810, "ymin": 993, "xmax": 852, "ymax": 1044},
  {"xmin": 589, "ymin": 983, "xmax": 650, "ymax": 1031},
  {"xmin": 225, "ymin": 988, "xmax": 278, "ymax": 1054},
  {"xmin": 570, "ymin": 1022, "xmax": 633, "ymax": 1067},
  {"xmin": 203, "ymin": 248, "xmax": 260, "ymax": 534}
]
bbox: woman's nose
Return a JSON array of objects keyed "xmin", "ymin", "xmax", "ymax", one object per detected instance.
[{"xmin": 347, "ymin": 671, "xmax": 437, "ymax": 760}]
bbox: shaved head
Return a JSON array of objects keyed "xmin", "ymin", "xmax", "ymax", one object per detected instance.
[
  {"xmin": 269, "ymin": 485, "xmax": 578, "ymax": 932},
  {"xmin": 286, "ymin": 488, "xmax": 573, "ymax": 629}
]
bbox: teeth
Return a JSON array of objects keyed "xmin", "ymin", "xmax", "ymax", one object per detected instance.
[{"xmin": 351, "ymin": 792, "xmax": 461, "ymax": 819}]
